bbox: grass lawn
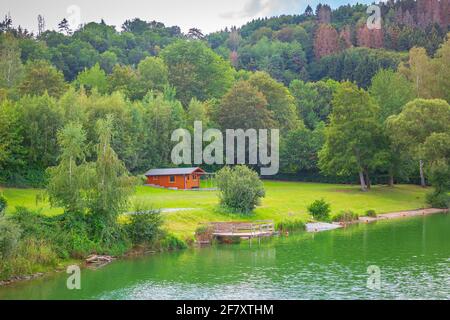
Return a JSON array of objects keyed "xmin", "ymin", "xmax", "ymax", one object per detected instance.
[
  {"xmin": 1, "ymin": 181, "xmax": 430, "ymax": 238},
  {"xmin": 0, "ymin": 187, "xmax": 62, "ymax": 216}
]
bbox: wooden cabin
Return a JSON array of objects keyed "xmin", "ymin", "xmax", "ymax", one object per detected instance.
[{"xmin": 144, "ymin": 167, "xmax": 206, "ymax": 190}]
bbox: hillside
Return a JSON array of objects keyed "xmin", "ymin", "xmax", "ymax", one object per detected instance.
[
  {"xmin": 0, "ymin": 0, "xmax": 448, "ymax": 87},
  {"xmin": 0, "ymin": 0, "xmax": 449, "ymax": 188}
]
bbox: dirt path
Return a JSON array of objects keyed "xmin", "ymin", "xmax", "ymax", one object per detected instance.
[{"xmin": 359, "ymin": 208, "xmax": 448, "ymax": 223}]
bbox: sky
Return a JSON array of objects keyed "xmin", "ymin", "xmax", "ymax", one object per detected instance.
[{"xmin": 1, "ymin": 0, "xmax": 373, "ymax": 34}]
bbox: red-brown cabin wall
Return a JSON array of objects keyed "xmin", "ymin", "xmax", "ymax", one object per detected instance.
[{"xmin": 146, "ymin": 174, "xmax": 200, "ymax": 189}]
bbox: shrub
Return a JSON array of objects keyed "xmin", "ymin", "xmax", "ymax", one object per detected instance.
[
  {"xmin": 307, "ymin": 199, "xmax": 331, "ymax": 221},
  {"xmin": 426, "ymin": 191, "xmax": 450, "ymax": 209},
  {"xmin": 216, "ymin": 166, "xmax": 265, "ymax": 213},
  {"xmin": 0, "ymin": 193, "xmax": 7, "ymax": 215},
  {"xmin": 332, "ymin": 210, "xmax": 359, "ymax": 223},
  {"xmin": 63, "ymin": 232, "xmax": 98, "ymax": 259},
  {"xmin": 10, "ymin": 207, "xmax": 51, "ymax": 238},
  {"xmin": 11, "ymin": 208, "xmax": 95, "ymax": 259},
  {"xmin": 428, "ymin": 160, "xmax": 450, "ymax": 194},
  {"xmin": 9, "ymin": 208, "xmax": 83, "ymax": 258},
  {"xmin": 55, "ymin": 212, "xmax": 99, "ymax": 258},
  {"xmin": 365, "ymin": 209, "xmax": 377, "ymax": 217},
  {"xmin": 0, "ymin": 216, "xmax": 22, "ymax": 259},
  {"xmin": 19, "ymin": 238, "xmax": 59, "ymax": 267},
  {"xmin": 276, "ymin": 220, "xmax": 305, "ymax": 232},
  {"xmin": 160, "ymin": 234, "xmax": 188, "ymax": 250},
  {"xmin": 125, "ymin": 206, "xmax": 163, "ymax": 245},
  {"xmin": 0, "ymin": 238, "xmax": 58, "ymax": 280}
]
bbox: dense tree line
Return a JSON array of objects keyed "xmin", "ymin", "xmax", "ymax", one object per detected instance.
[
  {"xmin": 0, "ymin": 0, "xmax": 447, "ymax": 88},
  {"xmin": 0, "ymin": 1, "xmax": 449, "ymax": 207},
  {"xmin": 208, "ymin": 0, "xmax": 448, "ymax": 86}
]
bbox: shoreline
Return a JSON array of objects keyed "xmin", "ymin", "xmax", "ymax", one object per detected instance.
[
  {"xmin": 0, "ymin": 245, "xmax": 172, "ymax": 287},
  {"xmin": 305, "ymin": 208, "xmax": 448, "ymax": 232},
  {"xmin": 358, "ymin": 208, "xmax": 448, "ymax": 223},
  {"xmin": 1, "ymin": 207, "xmax": 447, "ymax": 288}
]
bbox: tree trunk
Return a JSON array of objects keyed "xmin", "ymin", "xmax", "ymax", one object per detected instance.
[
  {"xmin": 419, "ymin": 160, "xmax": 426, "ymax": 187},
  {"xmin": 388, "ymin": 171, "xmax": 394, "ymax": 187},
  {"xmin": 359, "ymin": 171, "xmax": 367, "ymax": 192},
  {"xmin": 364, "ymin": 171, "xmax": 371, "ymax": 190}
]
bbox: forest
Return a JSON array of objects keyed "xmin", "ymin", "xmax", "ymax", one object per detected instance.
[{"xmin": 0, "ymin": 0, "xmax": 449, "ymax": 195}]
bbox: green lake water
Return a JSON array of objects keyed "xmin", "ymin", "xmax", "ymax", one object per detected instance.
[{"xmin": 0, "ymin": 213, "xmax": 449, "ymax": 300}]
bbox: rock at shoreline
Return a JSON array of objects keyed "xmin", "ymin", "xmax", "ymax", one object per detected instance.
[
  {"xmin": 0, "ymin": 272, "xmax": 45, "ymax": 286},
  {"xmin": 85, "ymin": 255, "xmax": 115, "ymax": 268},
  {"xmin": 305, "ymin": 222, "xmax": 342, "ymax": 232}
]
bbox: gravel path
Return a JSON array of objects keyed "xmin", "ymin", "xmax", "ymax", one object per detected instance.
[{"xmin": 358, "ymin": 208, "xmax": 447, "ymax": 223}]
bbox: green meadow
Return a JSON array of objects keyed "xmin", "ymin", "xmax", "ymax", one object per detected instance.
[{"xmin": 1, "ymin": 181, "xmax": 429, "ymax": 238}]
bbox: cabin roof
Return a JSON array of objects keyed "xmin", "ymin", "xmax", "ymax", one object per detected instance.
[{"xmin": 144, "ymin": 167, "xmax": 205, "ymax": 177}]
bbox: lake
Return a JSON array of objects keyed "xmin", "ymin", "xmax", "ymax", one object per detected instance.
[{"xmin": 0, "ymin": 213, "xmax": 449, "ymax": 300}]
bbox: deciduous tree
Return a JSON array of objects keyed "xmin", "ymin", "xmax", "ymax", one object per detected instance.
[
  {"xmin": 216, "ymin": 81, "xmax": 274, "ymax": 130},
  {"xmin": 137, "ymin": 56, "xmax": 169, "ymax": 93},
  {"xmin": 313, "ymin": 24, "xmax": 340, "ymax": 60},
  {"xmin": 369, "ymin": 69, "xmax": 415, "ymax": 121},
  {"xmin": 87, "ymin": 115, "xmax": 135, "ymax": 235},
  {"xmin": 398, "ymin": 47, "xmax": 435, "ymax": 99},
  {"xmin": 0, "ymin": 100, "xmax": 24, "ymax": 181},
  {"xmin": 386, "ymin": 98, "xmax": 450, "ymax": 187},
  {"xmin": 17, "ymin": 94, "xmax": 63, "ymax": 170},
  {"xmin": 280, "ymin": 124, "xmax": 324, "ymax": 174},
  {"xmin": 19, "ymin": 60, "xmax": 67, "ymax": 98},
  {"xmin": 47, "ymin": 122, "xmax": 88, "ymax": 213},
  {"xmin": 75, "ymin": 63, "xmax": 108, "ymax": 94},
  {"xmin": 433, "ymin": 33, "xmax": 450, "ymax": 102},
  {"xmin": 290, "ymin": 79, "xmax": 339, "ymax": 129},
  {"xmin": 0, "ymin": 33, "xmax": 23, "ymax": 89},
  {"xmin": 161, "ymin": 40, "xmax": 234, "ymax": 106},
  {"xmin": 319, "ymin": 82, "xmax": 383, "ymax": 191},
  {"xmin": 248, "ymin": 71, "xmax": 300, "ymax": 132}
]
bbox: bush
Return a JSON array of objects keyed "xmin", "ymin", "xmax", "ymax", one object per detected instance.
[
  {"xmin": 125, "ymin": 206, "xmax": 163, "ymax": 245},
  {"xmin": 276, "ymin": 220, "xmax": 305, "ymax": 232},
  {"xmin": 0, "ymin": 238, "xmax": 58, "ymax": 280},
  {"xmin": 428, "ymin": 160, "xmax": 450, "ymax": 194},
  {"xmin": 216, "ymin": 166, "xmax": 265, "ymax": 213},
  {"xmin": 365, "ymin": 209, "xmax": 377, "ymax": 217},
  {"xmin": 10, "ymin": 207, "xmax": 51, "ymax": 239},
  {"xmin": 426, "ymin": 191, "xmax": 450, "ymax": 209},
  {"xmin": 332, "ymin": 210, "xmax": 359, "ymax": 223},
  {"xmin": 18, "ymin": 238, "xmax": 59, "ymax": 267},
  {"xmin": 10, "ymin": 207, "xmax": 132, "ymax": 259},
  {"xmin": 307, "ymin": 199, "xmax": 331, "ymax": 221},
  {"xmin": 426, "ymin": 162, "xmax": 450, "ymax": 209},
  {"xmin": 9, "ymin": 208, "xmax": 85, "ymax": 258},
  {"xmin": 0, "ymin": 216, "xmax": 22, "ymax": 259},
  {"xmin": 0, "ymin": 193, "xmax": 7, "ymax": 215},
  {"xmin": 54, "ymin": 212, "xmax": 99, "ymax": 258},
  {"xmin": 160, "ymin": 234, "xmax": 188, "ymax": 250}
]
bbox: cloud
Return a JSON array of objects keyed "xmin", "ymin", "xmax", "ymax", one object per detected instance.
[
  {"xmin": 221, "ymin": 0, "xmax": 305, "ymax": 19},
  {"xmin": 220, "ymin": 0, "xmax": 268, "ymax": 19}
]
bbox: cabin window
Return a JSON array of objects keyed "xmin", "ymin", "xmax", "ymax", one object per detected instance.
[
  {"xmin": 153, "ymin": 176, "xmax": 158, "ymax": 180},
  {"xmin": 193, "ymin": 175, "xmax": 197, "ymax": 181},
  {"xmin": 169, "ymin": 176, "xmax": 175, "ymax": 183}
]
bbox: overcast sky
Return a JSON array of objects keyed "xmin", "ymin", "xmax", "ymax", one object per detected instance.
[{"xmin": 1, "ymin": 0, "xmax": 373, "ymax": 34}]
